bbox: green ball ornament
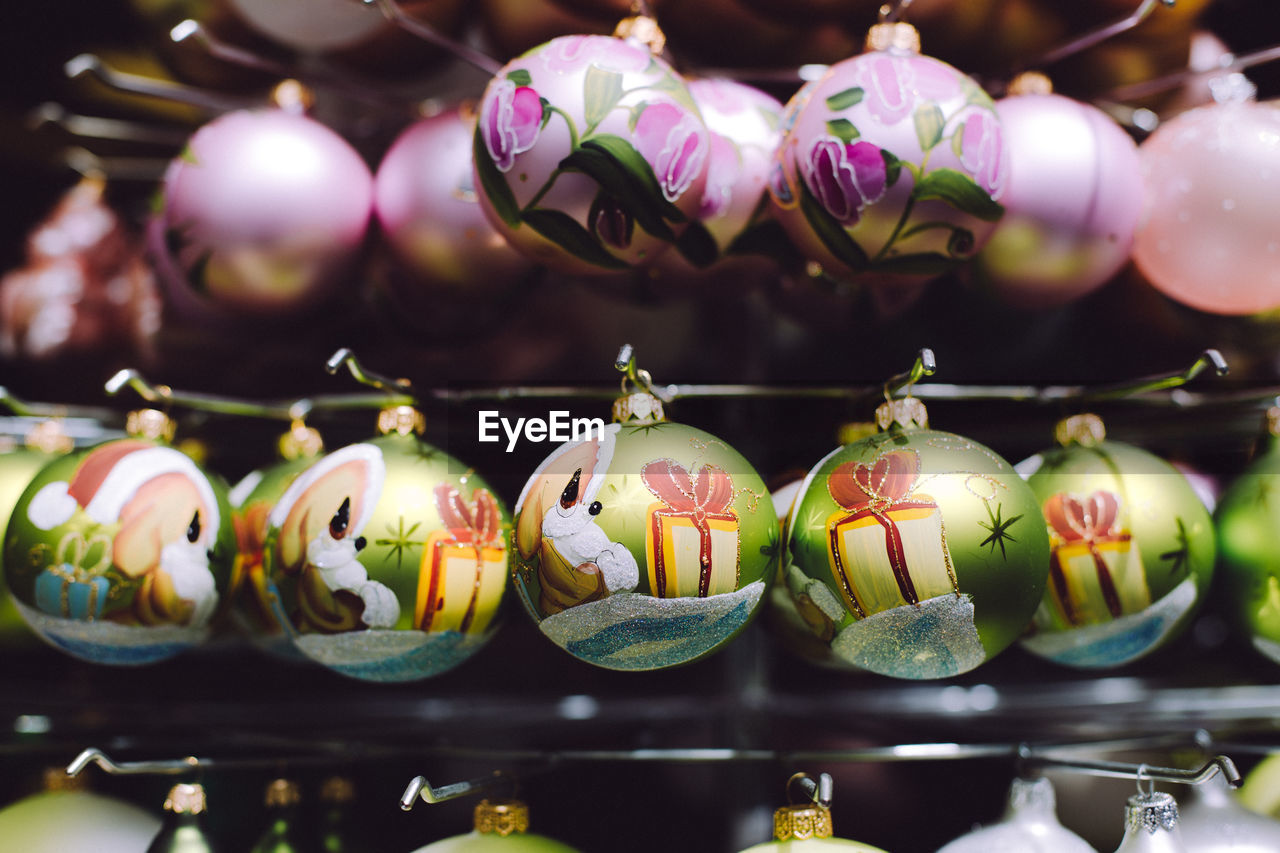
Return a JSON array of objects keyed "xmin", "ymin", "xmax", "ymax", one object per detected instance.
[
  {"xmin": 1017, "ymin": 414, "xmax": 1215, "ymax": 668},
  {"xmin": 781, "ymin": 399, "xmax": 1049, "ymax": 679},
  {"xmin": 0, "ymin": 789, "xmax": 161, "ymax": 853},
  {"xmin": 2, "ymin": 410, "xmax": 236, "ymax": 665},
  {"xmin": 511, "ymin": 392, "xmax": 778, "ymax": 671},
  {"xmin": 1215, "ymin": 415, "xmax": 1280, "ymax": 665},
  {"xmin": 227, "ymin": 422, "xmax": 325, "ymax": 659},
  {"xmin": 263, "ymin": 406, "xmax": 510, "ymax": 683},
  {"xmin": 738, "ymin": 774, "xmax": 887, "ymax": 852},
  {"xmin": 411, "ymin": 799, "xmax": 580, "ymax": 852}
]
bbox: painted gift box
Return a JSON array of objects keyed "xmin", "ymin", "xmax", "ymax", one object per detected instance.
[
  {"xmin": 642, "ymin": 459, "xmax": 740, "ymax": 599},
  {"xmin": 1043, "ymin": 490, "xmax": 1150, "ymax": 627},
  {"xmin": 34, "ymin": 532, "xmax": 113, "ymax": 621},
  {"xmin": 415, "ymin": 484, "xmax": 507, "ymax": 635},
  {"xmin": 825, "ymin": 450, "xmax": 959, "ymax": 619}
]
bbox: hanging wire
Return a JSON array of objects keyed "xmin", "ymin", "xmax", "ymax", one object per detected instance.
[
  {"xmin": 361, "ymin": 0, "xmax": 502, "ymax": 75},
  {"xmin": 28, "ymin": 103, "xmax": 190, "ymax": 145},
  {"xmin": 63, "ymin": 53, "xmax": 257, "ymax": 113},
  {"xmin": 1027, "ymin": 0, "xmax": 1176, "ymax": 70}
]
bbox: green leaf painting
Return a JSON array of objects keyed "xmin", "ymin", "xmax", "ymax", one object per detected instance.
[
  {"xmin": 825, "ymin": 118, "xmax": 860, "ymax": 144},
  {"xmin": 472, "ymin": 127, "xmax": 521, "ymax": 228},
  {"xmin": 912, "ymin": 168, "xmax": 1004, "ymax": 222},
  {"xmin": 825, "ymin": 87, "xmax": 865, "ymax": 111},
  {"xmin": 521, "ymin": 208, "xmax": 628, "ymax": 269}
]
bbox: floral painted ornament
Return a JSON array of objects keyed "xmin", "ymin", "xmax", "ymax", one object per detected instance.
[
  {"xmin": 262, "ymin": 406, "xmax": 510, "ymax": 682},
  {"xmin": 473, "ymin": 32, "xmax": 711, "ymax": 273},
  {"xmin": 780, "ymin": 398, "xmax": 1048, "ymax": 679},
  {"xmin": 1017, "ymin": 414, "xmax": 1215, "ymax": 669},
  {"xmin": 2, "ymin": 410, "xmax": 236, "ymax": 664},
  {"xmin": 770, "ymin": 23, "xmax": 1006, "ymax": 285},
  {"xmin": 510, "ymin": 387, "xmax": 776, "ymax": 670}
]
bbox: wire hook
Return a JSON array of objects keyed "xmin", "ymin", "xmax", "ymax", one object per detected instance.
[
  {"xmin": 361, "ymin": 0, "xmax": 502, "ymax": 75},
  {"xmin": 1029, "ymin": 0, "xmax": 1176, "ymax": 70},
  {"xmin": 67, "ymin": 748, "xmax": 203, "ymax": 777},
  {"xmin": 400, "ymin": 772, "xmax": 508, "ymax": 811},
  {"xmin": 63, "ymin": 53, "xmax": 256, "ymax": 114},
  {"xmin": 1082, "ymin": 348, "xmax": 1228, "ymax": 403},
  {"xmin": 325, "ymin": 348, "xmax": 414, "ymax": 395},
  {"xmin": 882, "ymin": 348, "xmax": 937, "ymax": 403}
]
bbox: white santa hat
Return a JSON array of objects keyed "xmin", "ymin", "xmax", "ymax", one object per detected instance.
[
  {"xmin": 268, "ymin": 442, "xmax": 385, "ymax": 535},
  {"xmin": 28, "ymin": 445, "xmax": 220, "ymax": 536}
]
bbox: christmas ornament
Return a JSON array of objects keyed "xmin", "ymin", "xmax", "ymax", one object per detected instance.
[
  {"xmin": 1018, "ymin": 414, "xmax": 1215, "ymax": 669},
  {"xmin": 249, "ymin": 779, "xmax": 303, "ymax": 853},
  {"xmin": 1113, "ymin": 791, "xmax": 1186, "ymax": 853},
  {"xmin": 770, "ymin": 22, "xmax": 1007, "ymax": 285},
  {"xmin": 936, "ymin": 777, "xmax": 1096, "ymax": 852},
  {"xmin": 1214, "ymin": 409, "xmax": 1280, "ymax": 666},
  {"xmin": 1132, "ymin": 85, "xmax": 1280, "ymax": 315},
  {"xmin": 510, "ymin": 353, "xmax": 776, "ymax": 670},
  {"xmin": 1239, "ymin": 755, "xmax": 1280, "ymax": 818},
  {"xmin": 1, "ymin": 177, "xmax": 159, "ymax": 361},
  {"xmin": 318, "ymin": 776, "xmax": 366, "ymax": 853},
  {"xmin": 264, "ymin": 403, "xmax": 510, "ymax": 682},
  {"xmin": 0, "ymin": 770, "xmax": 162, "ymax": 853},
  {"xmin": 737, "ymin": 772, "xmax": 888, "ymax": 851},
  {"xmin": 374, "ymin": 102, "xmax": 533, "ymax": 305},
  {"xmin": 781, "ymin": 393, "xmax": 1049, "ymax": 679},
  {"xmin": 228, "ymin": 419, "xmax": 325, "ymax": 658},
  {"xmin": 973, "ymin": 72, "xmax": 1143, "ymax": 308},
  {"xmin": 1178, "ymin": 773, "xmax": 1280, "ymax": 852},
  {"xmin": 2, "ymin": 409, "xmax": 236, "ymax": 665},
  {"xmin": 156, "ymin": 91, "xmax": 374, "ymax": 316},
  {"xmin": 226, "ymin": 0, "xmax": 387, "ymax": 52},
  {"xmin": 410, "ymin": 798, "xmax": 580, "ymax": 852},
  {"xmin": 472, "ymin": 27, "xmax": 711, "ymax": 273},
  {"xmin": 147, "ymin": 783, "xmax": 217, "ymax": 853}
]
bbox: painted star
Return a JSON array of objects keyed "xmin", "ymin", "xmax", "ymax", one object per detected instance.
[
  {"xmin": 1159, "ymin": 517, "xmax": 1191, "ymax": 578},
  {"xmin": 376, "ymin": 515, "xmax": 422, "ymax": 572},
  {"xmin": 978, "ymin": 501, "xmax": 1022, "ymax": 560}
]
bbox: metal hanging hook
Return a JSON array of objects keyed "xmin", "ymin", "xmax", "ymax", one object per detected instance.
[
  {"xmin": 28, "ymin": 103, "xmax": 191, "ymax": 145},
  {"xmin": 882, "ymin": 348, "xmax": 937, "ymax": 403},
  {"xmin": 1028, "ymin": 0, "xmax": 1176, "ymax": 70},
  {"xmin": 400, "ymin": 772, "xmax": 511, "ymax": 811},
  {"xmin": 325, "ymin": 348, "xmax": 414, "ymax": 396},
  {"xmin": 1107, "ymin": 40, "xmax": 1280, "ymax": 102},
  {"xmin": 63, "ymin": 53, "xmax": 257, "ymax": 114},
  {"xmin": 786, "ymin": 772, "xmax": 834, "ymax": 807},
  {"xmin": 62, "ymin": 147, "xmax": 170, "ymax": 182},
  {"xmin": 67, "ymin": 748, "xmax": 203, "ymax": 777},
  {"xmin": 1081, "ymin": 348, "xmax": 1228, "ymax": 403},
  {"xmin": 1024, "ymin": 753, "xmax": 1241, "ymax": 788},
  {"xmin": 878, "ymin": 0, "xmax": 916, "ymax": 24},
  {"xmin": 1136, "ymin": 763, "xmax": 1156, "ymax": 797},
  {"xmin": 614, "ymin": 344, "xmax": 675, "ymax": 402},
  {"xmin": 361, "ymin": 0, "xmax": 502, "ymax": 75}
]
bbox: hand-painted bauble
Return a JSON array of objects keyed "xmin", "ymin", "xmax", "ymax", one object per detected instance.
[
  {"xmin": 0, "ymin": 789, "xmax": 161, "ymax": 852},
  {"xmin": 411, "ymin": 799, "xmax": 581, "ymax": 852},
  {"xmin": 157, "ymin": 109, "xmax": 373, "ymax": 316},
  {"xmin": 473, "ymin": 34, "xmax": 710, "ymax": 273},
  {"xmin": 263, "ymin": 408, "xmax": 509, "ymax": 682},
  {"xmin": 2, "ymin": 412, "xmax": 236, "ymax": 664},
  {"xmin": 1017, "ymin": 415, "xmax": 1215, "ymax": 669},
  {"xmin": 936, "ymin": 777, "xmax": 1097, "ymax": 853},
  {"xmin": 1, "ymin": 439, "xmax": 68, "ymax": 644},
  {"xmin": 974, "ymin": 86, "xmax": 1143, "ymax": 308},
  {"xmin": 770, "ymin": 23, "xmax": 1007, "ymax": 286},
  {"xmin": 736, "ymin": 776, "xmax": 887, "ymax": 852},
  {"xmin": 782, "ymin": 399, "xmax": 1048, "ymax": 679},
  {"xmin": 375, "ymin": 103, "xmax": 533, "ymax": 304},
  {"xmin": 510, "ymin": 392, "xmax": 777, "ymax": 670},
  {"xmin": 1132, "ymin": 97, "xmax": 1280, "ymax": 315},
  {"xmin": 1214, "ymin": 422, "xmax": 1280, "ymax": 666},
  {"xmin": 1178, "ymin": 774, "xmax": 1280, "ymax": 852},
  {"xmin": 227, "ymin": 424, "xmax": 325, "ymax": 659}
]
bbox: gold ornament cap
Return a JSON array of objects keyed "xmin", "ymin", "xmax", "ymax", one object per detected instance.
[
  {"xmin": 474, "ymin": 799, "xmax": 530, "ymax": 836},
  {"xmin": 265, "ymin": 778, "xmax": 301, "ymax": 808},
  {"xmin": 612, "ymin": 392, "xmax": 666, "ymax": 425},
  {"xmin": 43, "ymin": 768, "xmax": 87, "ymax": 793},
  {"xmin": 1055, "ymin": 413, "xmax": 1106, "ymax": 447},
  {"xmin": 127, "ymin": 408, "xmax": 177, "ymax": 442},
  {"xmin": 320, "ymin": 776, "xmax": 355, "ymax": 805},
  {"xmin": 377, "ymin": 405, "xmax": 426, "ymax": 437},
  {"xmin": 614, "ymin": 15, "xmax": 665, "ymax": 55},
  {"xmin": 25, "ymin": 419, "xmax": 74, "ymax": 454},
  {"xmin": 865, "ymin": 22, "xmax": 920, "ymax": 54},
  {"xmin": 1008, "ymin": 71, "xmax": 1053, "ymax": 96},
  {"xmin": 876, "ymin": 397, "xmax": 929, "ymax": 431},
  {"xmin": 279, "ymin": 420, "xmax": 324, "ymax": 460},
  {"xmin": 774, "ymin": 803, "xmax": 835, "ymax": 841},
  {"xmin": 164, "ymin": 783, "xmax": 207, "ymax": 815}
]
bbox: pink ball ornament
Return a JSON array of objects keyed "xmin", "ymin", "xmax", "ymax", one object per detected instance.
[
  {"xmin": 770, "ymin": 24, "xmax": 1008, "ymax": 286},
  {"xmin": 974, "ymin": 88, "xmax": 1144, "ymax": 308},
  {"xmin": 1133, "ymin": 96, "xmax": 1280, "ymax": 315},
  {"xmin": 158, "ymin": 109, "xmax": 373, "ymax": 316},
  {"xmin": 375, "ymin": 104, "xmax": 533, "ymax": 300},
  {"xmin": 472, "ymin": 34, "xmax": 711, "ymax": 274}
]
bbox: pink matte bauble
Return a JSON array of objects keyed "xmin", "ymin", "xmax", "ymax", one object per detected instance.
[
  {"xmin": 159, "ymin": 109, "xmax": 373, "ymax": 316},
  {"xmin": 1133, "ymin": 99, "xmax": 1280, "ymax": 315},
  {"xmin": 771, "ymin": 45, "xmax": 1007, "ymax": 286},
  {"xmin": 473, "ymin": 35, "xmax": 710, "ymax": 274},
  {"xmin": 227, "ymin": 0, "xmax": 387, "ymax": 51},
  {"xmin": 375, "ymin": 105, "xmax": 533, "ymax": 298},
  {"xmin": 974, "ymin": 93, "xmax": 1143, "ymax": 308}
]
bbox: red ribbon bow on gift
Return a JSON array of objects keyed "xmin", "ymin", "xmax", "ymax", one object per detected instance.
[
  {"xmin": 431, "ymin": 483, "xmax": 503, "ymax": 633},
  {"xmin": 642, "ymin": 459, "xmax": 735, "ymax": 597},
  {"xmin": 827, "ymin": 450, "xmax": 930, "ymax": 608},
  {"xmin": 1043, "ymin": 490, "xmax": 1126, "ymax": 623}
]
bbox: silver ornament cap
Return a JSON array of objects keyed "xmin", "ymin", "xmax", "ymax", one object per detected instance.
[{"xmin": 1115, "ymin": 792, "xmax": 1186, "ymax": 853}]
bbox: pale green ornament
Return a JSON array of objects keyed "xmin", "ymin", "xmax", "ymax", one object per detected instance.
[{"xmin": 411, "ymin": 799, "xmax": 580, "ymax": 852}]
